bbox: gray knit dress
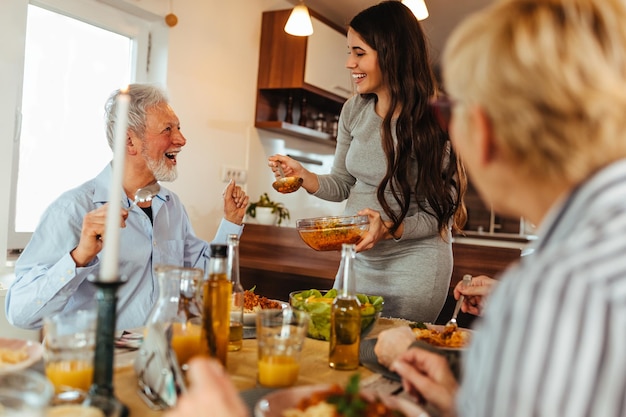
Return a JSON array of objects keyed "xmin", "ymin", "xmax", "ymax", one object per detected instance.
[{"xmin": 314, "ymin": 95, "xmax": 452, "ymax": 322}]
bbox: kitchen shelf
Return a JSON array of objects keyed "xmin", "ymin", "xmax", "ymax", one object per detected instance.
[
  {"xmin": 255, "ymin": 121, "xmax": 336, "ymax": 147},
  {"xmin": 254, "ymin": 9, "xmax": 347, "ymax": 150}
]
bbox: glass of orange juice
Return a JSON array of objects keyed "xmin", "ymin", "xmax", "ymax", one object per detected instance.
[
  {"xmin": 256, "ymin": 308, "xmax": 309, "ymax": 388},
  {"xmin": 43, "ymin": 309, "xmax": 96, "ymax": 404},
  {"xmin": 170, "ymin": 317, "xmax": 204, "ymax": 369}
]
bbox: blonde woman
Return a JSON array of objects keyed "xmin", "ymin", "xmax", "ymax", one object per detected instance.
[{"xmin": 377, "ymin": 0, "xmax": 626, "ymax": 416}]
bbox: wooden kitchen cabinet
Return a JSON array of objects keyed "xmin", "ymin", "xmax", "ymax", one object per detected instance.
[
  {"xmin": 238, "ymin": 224, "xmax": 340, "ymax": 301},
  {"xmin": 304, "ymin": 17, "xmax": 353, "ymax": 99},
  {"xmin": 436, "ymin": 240, "xmax": 524, "ymax": 327},
  {"xmin": 451, "ymin": 242, "xmax": 523, "ymax": 288},
  {"xmin": 255, "ymin": 9, "xmax": 351, "ymax": 145}
]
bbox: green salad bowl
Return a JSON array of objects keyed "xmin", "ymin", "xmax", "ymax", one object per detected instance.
[{"xmin": 289, "ymin": 289, "xmax": 384, "ymax": 341}]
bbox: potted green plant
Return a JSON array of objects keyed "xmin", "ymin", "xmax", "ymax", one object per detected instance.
[{"xmin": 246, "ymin": 193, "xmax": 290, "ymax": 226}]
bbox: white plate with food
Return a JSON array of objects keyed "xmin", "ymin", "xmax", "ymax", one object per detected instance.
[
  {"xmin": 0, "ymin": 337, "xmax": 44, "ymax": 374},
  {"xmin": 243, "ymin": 290, "xmax": 288, "ymax": 327},
  {"xmin": 360, "ymin": 322, "xmax": 471, "ymax": 382},
  {"xmin": 254, "ymin": 379, "xmax": 425, "ymax": 417}
]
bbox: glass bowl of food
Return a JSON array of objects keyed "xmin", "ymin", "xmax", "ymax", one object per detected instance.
[
  {"xmin": 295, "ymin": 215, "xmax": 369, "ymax": 251},
  {"xmin": 289, "ymin": 289, "xmax": 384, "ymax": 341}
]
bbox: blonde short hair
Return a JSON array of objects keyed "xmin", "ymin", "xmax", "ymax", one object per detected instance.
[{"xmin": 443, "ymin": 0, "xmax": 626, "ymax": 183}]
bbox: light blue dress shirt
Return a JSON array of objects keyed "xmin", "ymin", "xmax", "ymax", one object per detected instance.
[{"xmin": 5, "ymin": 164, "xmax": 243, "ymax": 330}]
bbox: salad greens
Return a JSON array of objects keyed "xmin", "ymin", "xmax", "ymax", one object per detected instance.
[
  {"xmin": 326, "ymin": 374, "xmax": 406, "ymax": 417},
  {"xmin": 327, "ymin": 374, "xmax": 366, "ymax": 417},
  {"xmin": 290, "ymin": 289, "xmax": 384, "ymax": 341}
]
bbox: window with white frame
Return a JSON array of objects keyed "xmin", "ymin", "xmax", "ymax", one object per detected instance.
[{"xmin": 4, "ymin": 0, "xmax": 165, "ymax": 252}]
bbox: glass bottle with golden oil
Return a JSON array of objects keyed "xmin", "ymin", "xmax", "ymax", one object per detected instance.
[
  {"xmin": 202, "ymin": 244, "xmax": 232, "ymax": 366},
  {"xmin": 329, "ymin": 243, "xmax": 361, "ymax": 370},
  {"xmin": 227, "ymin": 234, "xmax": 244, "ymax": 351}
]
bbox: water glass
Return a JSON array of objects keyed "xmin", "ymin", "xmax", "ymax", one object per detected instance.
[
  {"xmin": 256, "ymin": 308, "xmax": 309, "ymax": 388},
  {"xmin": 0, "ymin": 370, "xmax": 54, "ymax": 417}
]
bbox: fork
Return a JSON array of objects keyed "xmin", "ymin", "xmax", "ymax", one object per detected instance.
[{"xmin": 442, "ymin": 274, "xmax": 472, "ymax": 338}]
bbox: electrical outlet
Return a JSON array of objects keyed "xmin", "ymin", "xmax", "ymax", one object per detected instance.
[{"xmin": 221, "ymin": 165, "xmax": 248, "ymax": 184}]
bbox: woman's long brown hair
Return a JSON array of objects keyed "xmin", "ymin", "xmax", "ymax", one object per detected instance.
[{"xmin": 350, "ymin": 1, "xmax": 466, "ymax": 237}]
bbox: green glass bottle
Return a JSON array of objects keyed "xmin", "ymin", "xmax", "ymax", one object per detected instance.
[{"xmin": 329, "ymin": 243, "xmax": 361, "ymax": 370}]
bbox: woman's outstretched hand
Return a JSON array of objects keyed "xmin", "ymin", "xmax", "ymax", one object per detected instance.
[{"xmin": 268, "ymin": 154, "xmax": 320, "ymax": 193}]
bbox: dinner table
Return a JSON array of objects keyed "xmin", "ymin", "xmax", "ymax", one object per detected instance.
[{"xmin": 111, "ymin": 317, "xmax": 412, "ymax": 416}]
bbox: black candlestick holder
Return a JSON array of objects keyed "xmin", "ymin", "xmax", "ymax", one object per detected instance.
[{"xmin": 83, "ymin": 277, "xmax": 129, "ymax": 417}]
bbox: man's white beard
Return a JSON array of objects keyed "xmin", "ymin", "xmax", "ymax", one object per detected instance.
[{"xmin": 144, "ymin": 151, "xmax": 177, "ymax": 182}]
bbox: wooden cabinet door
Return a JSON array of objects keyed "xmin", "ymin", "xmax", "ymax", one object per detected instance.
[{"xmin": 304, "ymin": 17, "xmax": 353, "ymax": 99}]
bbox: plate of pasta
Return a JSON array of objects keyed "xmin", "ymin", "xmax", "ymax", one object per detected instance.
[
  {"xmin": 411, "ymin": 323, "xmax": 471, "ymax": 350},
  {"xmin": 0, "ymin": 337, "xmax": 44, "ymax": 374},
  {"xmin": 244, "ymin": 289, "xmax": 288, "ymax": 326},
  {"xmin": 360, "ymin": 323, "xmax": 471, "ymax": 382}
]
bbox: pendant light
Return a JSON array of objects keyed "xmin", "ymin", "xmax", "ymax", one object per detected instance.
[
  {"xmin": 164, "ymin": 0, "xmax": 178, "ymax": 27},
  {"xmin": 284, "ymin": 1, "xmax": 314, "ymax": 37},
  {"xmin": 402, "ymin": 0, "xmax": 429, "ymax": 21}
]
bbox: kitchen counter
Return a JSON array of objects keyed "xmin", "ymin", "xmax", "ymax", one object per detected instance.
[
  {"xmin": 238, "ymin": 224, "xmax": 340, "ymax": 300},
  {"xmin": 454, "ymin": 230, "xmax": 536, "ymax": 250},
  {"xmin": 238, "ymin": 224, "xmax": 528, "ymax": 302}
]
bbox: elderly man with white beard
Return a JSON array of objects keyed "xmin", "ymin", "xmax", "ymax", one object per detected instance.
[{"xmin": 6, "ymin": 84, "xmax": 248, "ymax": 330}]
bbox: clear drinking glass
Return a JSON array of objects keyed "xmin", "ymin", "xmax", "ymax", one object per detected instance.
[
  {"xmin": 0, "ymin": 370, "xmax": 53, "ymax": 416},
  {"xmin": 256, "ymin": 308, "xmax": 309, "ymax": 388},
  {"xmin": 43, "ymin": 309, "xmax": 96, "ymax": 405}
]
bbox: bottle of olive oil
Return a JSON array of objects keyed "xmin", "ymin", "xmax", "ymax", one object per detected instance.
[
  {"xmin": 227, "ymin": 234, "xmax": 244, "ymax": 352},
  {"xmin": 329, "ymin": 243, "xmax": 361, "ymax": 370},
  {"xmin": 202, "ymin": 244, "xmax": 232, "ymax": 366}
]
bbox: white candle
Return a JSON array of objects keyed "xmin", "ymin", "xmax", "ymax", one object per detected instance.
[{"xmin": 100, "ymin": 86, "xmax": 130, "ymax": 282}]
